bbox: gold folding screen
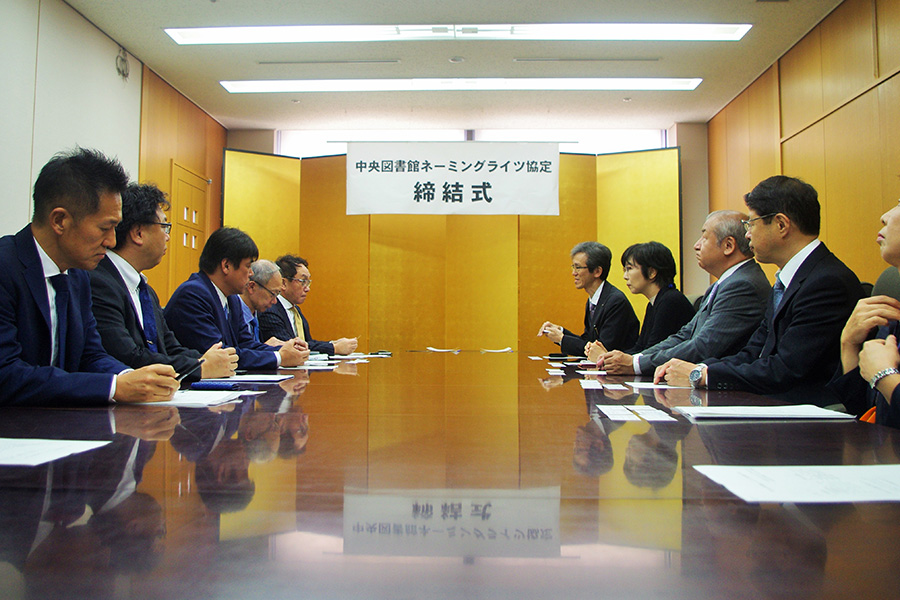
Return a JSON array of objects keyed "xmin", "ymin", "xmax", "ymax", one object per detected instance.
[{"xmin": 223, "ymin": 148, "xmax": 681, "ymax": 355}]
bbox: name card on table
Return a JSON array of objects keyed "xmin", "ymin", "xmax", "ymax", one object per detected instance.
[{"xmin": 347, "ymin": 142, "xmax": 559, "ymax": 215}]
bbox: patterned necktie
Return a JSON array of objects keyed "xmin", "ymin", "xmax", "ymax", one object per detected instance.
[
  {"xmin": 50, "ymin": 274, "xmax": 68, "ymax": 368},
  {"xmin": 291, "ymin": 306, "xmax": 306, "ymax": 341},
  {"xmin": 137, "ymin": 279, "xmax": 159, "ymax": 352},
  {"xmin": 701, "ymin": 282, "xmax": 719, "ymax": 311},
  {"xmin": 773, "ymin": 274, "xmax": 786, "ymax": 311}
]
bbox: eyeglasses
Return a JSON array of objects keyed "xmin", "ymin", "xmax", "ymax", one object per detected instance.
[
  {"xmin": 146, "ymin": 221, "xmax": 173, "ymax": 234},
  {"xmin": 571, "ymin": 264, "xmax": 590, "ymax": 271},
  {"xmin": 257, "ymin": 283, "xmax": 281, "ymax": 298},
  {"xmin": 741, "ymin": 213, "xmax": 777, "ymax": 232},
  {"xmin": 290, "ymin": 277, "xmax": 312, "ymax": 288}
]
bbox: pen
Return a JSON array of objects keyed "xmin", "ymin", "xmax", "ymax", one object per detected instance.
[{"xmin": 176, "ymin": 359, "xmax": 205, "ymax": 382}]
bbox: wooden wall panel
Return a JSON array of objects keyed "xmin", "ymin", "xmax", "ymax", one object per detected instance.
[
  {"xmin": 878, "ymin": 0, "xmax": 900, "ymax": 75},
  {"xmin": 299, "ymin": 156, "xmax": 370, "ymax": 353},
  {"xmin": 820, "ymin": 0, "xmax": 877, "ymax": 109},
  {"xmin": 519, "ymin": 154, "xmax": 597, "ymax": 358},
  {"xmin": 823, "ymin": 91, "xmax": 884, "ymax": 285},
  {"xmin": 879, "ymin": 73, "xmax": 900, "ymax": 206},
  {"xmin": 747, "ymin": 65, "xmax": 782, "ymax": 184},
  {"xmin": 707, "ymin": 112, "xmax": 729, "ymax": 211},
  {"xmin": 724, "ymin": 93, "xmax": 751, "ymax": 206},
  {"xmin": 139, "ymin": 65, "xmax": 225, "ymax": 301},
  {"xmin": 779, "ymin": 27, "xmax": 824, "ymax": 137}
]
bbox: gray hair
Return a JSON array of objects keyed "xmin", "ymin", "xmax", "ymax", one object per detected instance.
[
  {"xmin": 570, "ymin": 241, "xmax": 612, "ymax": 279},
  {"xmin": 707, "ymin": 210, "xmax": 753, "ymax": 257},
  {"xmin": 249, "ymin": 259, "xmax": 281, "ymax": 286}
]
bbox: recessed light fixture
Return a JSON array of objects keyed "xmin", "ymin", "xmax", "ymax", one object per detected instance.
[
  {"xmin": 166, "ymin": 23, "xmax": 751, "ymax": 45},
  {"xmin": 220, "ymin": 78, "xmax": 703, "ymax": 93}
]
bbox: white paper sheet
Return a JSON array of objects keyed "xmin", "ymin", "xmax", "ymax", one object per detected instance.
[
  {"xmin": 695, "ymin": 464, "xmax": 900, "ymax": 503},
  {"xmin": 625, "ymin": 381, "xmax": 691, "ymax": 390},
  {"xmin": 595, "ymin": 405, "xmax": 641, "ymax": 421},
  {"xmin": 481, "ymin": 347, "xmax": 512, "ymax": 353},
  {"xmin": 529, "ymin": 356, "xmax": 543, "ymax": 361},
  {"xmin": 628, "ymin": 405, "xmax": 677, "ymax": 422},
  {"xmin": 147, "ymin": 390, "xmax": 248, "ymax": 407},
  {"xmin": 601, "ymin": 384, "xmax": 628, "ymax": 391},
  {"xmin": 576, "ymin": 370, "xmax": 607, "ymax": 376},
  {"xmin": 673, "ymin": 404, "xmax": 854, "ymax": 420},
  {"xmin": 546, "ymin": 369, "xmax": 565, "ymax": 376},
  {"xmin": 0, "ymin": 438, "xmax": 111, "ymax": 466},
  {"xmin": 426, "ymin": 347, "xmax": 460, "ymax": 353},
  {"xmin": 580, "ymin": 379, "xmax": 604, "ymax": 389}
]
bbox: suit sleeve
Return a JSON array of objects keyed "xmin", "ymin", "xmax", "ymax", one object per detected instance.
[
  {"xmin": 639, "ymin": 275, "xmax": 768, "ymax": 372},
  {"xmin": 594, "ymin": 294, "xmax": 639, "ymax": 352},
  {"xmin": 302, "ymin": 316, "xmax": 335, "ymax": 355},
  {"xmin": 705, "ymin": 266, "xmax": 860, "ymax": 395},
  {"xmin": 90, "ymin": 269, "xmax": 201, "ymax": 378}
]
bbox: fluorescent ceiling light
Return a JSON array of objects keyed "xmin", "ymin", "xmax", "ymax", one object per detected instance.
[
  {"xmin": 220, "ymin": 78, "xmax": 703, "ymax": 93},
  {"xmin": 166, "ymin": 23, "xmax": 751, "ymax": 45}
]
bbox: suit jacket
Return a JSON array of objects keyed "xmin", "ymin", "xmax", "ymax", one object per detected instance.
[
  {"xmin": 258, "ymin": 298, "xmax": 335, "ymax": 355},
  {"xmin": 90, "ymin": 256, "xmax": 202, "ymax": 381},
  {"xmin": 560, "ymin": 281, "xmax": 639, "ymax": 356},
  {"xmin": 705, "ymin": 243, "xmax": 863, "ymax": 403},
  {"xmin": 637, "ymin": 260, "xmax": 770, "ymax": 373},
  {"xmin": 829, "ymin": 321, "xmax": 900, "ymax": 429},
  {"xmin": 627, "ymin": 285, "xmax": 695, "ymax": 354},
  {"xmin": 163, "ymin": 271, "xmax": 278, "ymax": 370},
  {"xmin": 0, "ymin": 226, "xmax": 127, "ymax": 406}
]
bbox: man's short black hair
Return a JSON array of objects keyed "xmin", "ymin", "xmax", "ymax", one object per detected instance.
[
  {"xmin": 32, "ymin": 147, "xmax": 129, "ymax": 222},
  {"xmin": 198, "ymin": 227, "xmax": 259, "ymax": 274},
  {"xmin": 275, "ymin": 254, "xmax": 309, "ymax": 280},
  {"xmin": 114, "ymin": 183, "xmax": 171, "ymax": 250},
  {"xmin": 744, "ymin": 175, "xmax": 820, "ymax": 236},
  {"xmin": 571, "ymin": 241, "xmax": 611, "ymax": 281},
  {"xmin": 621, "ymin": 241, "xmax": 677, "ymax": 288}
]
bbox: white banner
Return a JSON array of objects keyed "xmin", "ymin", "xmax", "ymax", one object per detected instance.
[{"xmin": 346, "ymin": 142, "xmax": 559, "ymax": 215}]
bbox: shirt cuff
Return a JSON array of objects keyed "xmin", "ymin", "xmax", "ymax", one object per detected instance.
[
  {"xmin": 633, "ymin": 354, "xmax": 643, "ymax": 375},
  {"xmin": 274, "ymin": 351, "xmax": 282, "ymax": 367}
]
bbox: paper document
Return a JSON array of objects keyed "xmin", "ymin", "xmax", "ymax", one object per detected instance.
[
  {"xmin": 626, "ymin": 381, "xmax": 691, "ymax": 390},
  {"xmin": 481, "ymin": 347, "xmax": 512, "ymax": 353},
  {"xmin": 576, "ymin": 370, "xmax": 607, "ymax": 376},
  {"xmin": 695, "ymin": 464, "xmax": 900, "ymax": 503},
  {"xmin": 426, "ymin": 347, "xmax": 460, "ymax": 353},
  {"xmin": 601, "ymin": 384, "xmax": 628, "ymax": 391},
  {"xmin": 580, "ymin": 379, "xmax": 604, "ymax": 389},
  {"xmin": 673, "ymin": 404, "xmax": 854, "ymax": 421},
  {"xmin": 0, "ymin": 438, "xmax": 111, "ymax": 466},
  {"xmin": 628, "ymin": 405, "xmax": 677, "ymax": 422},
  {"xmin": 546, "ymin": 369, "xmax": 565, "ymax": 376},
  {"xmin": 595, "ymin": 406, "xmax": 641, "ymax": 421},
  {"xmin": 205, "ymin": 374, "xmax": 292, "ymax": 383},
  {"xmin": 148, "ymin": 390, "xmax": 249, "ymax": 407}
]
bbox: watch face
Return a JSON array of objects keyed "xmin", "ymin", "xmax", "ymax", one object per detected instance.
[{"xmin": 689, "ymin": 368, "xmax": 701, "ymax": 382}]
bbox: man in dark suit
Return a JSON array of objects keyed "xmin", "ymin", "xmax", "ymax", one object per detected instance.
[
  {"xmin": 655, "ymin": 176, "xmax": 864, "ymax": 403},
  {"xmin": 90, "ymin": 183, "xmax": 237, "ymax": 381},
  {"xmin": 538, "ymin": 241, "xmax": 639, "ymax": 356},
  {"xmin": 163, "ymin": 228, "xmax": 309, "ymax": 370},
  {"xmin": 0, "ymin": 148, "xmax": 178, "ymax": 406},
  {"xmin": 258, "ymin": 254, "xmax": 358, "ymax": 355},
  {"xmin": 596, "ymin": 210, "xmax": 770, "ymax": 374},
  {"xmin": 237, "ymin": 259, "xmax": 284, "ymax": 344}
]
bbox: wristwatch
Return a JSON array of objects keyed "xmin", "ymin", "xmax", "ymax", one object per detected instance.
[
  {"xmin": 689, "ymin": 364, "xmax": 706, "ymax": 389},
  {"xmin": 869, "ymin": 367, "xmax": 900, "ymax": 389}
]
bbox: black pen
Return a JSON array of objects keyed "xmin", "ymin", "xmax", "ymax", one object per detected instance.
[{"xmin": 176, "ymin": 359, "xmax": 205, "ymax": 382}]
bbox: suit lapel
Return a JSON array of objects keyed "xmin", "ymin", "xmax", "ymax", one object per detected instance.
[
  {"xmin": 15, "ymin": 227, "xmax": 53, "ymax": 341},
  {"xmin": 98, "ymin": 256, "xmax": 149, "ymax": 347},
  {"xmin": 772, "ymin": 244, "xmax": 827, "ymax": 321},
  {"xmin": 198, "ymin": 272, "xmax": 238, "ymax": 346}
]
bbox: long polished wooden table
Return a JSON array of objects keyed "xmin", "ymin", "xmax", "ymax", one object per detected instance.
[{"xmin": 2, "ymin": 352, "xmax": 899, "ymax": 599}]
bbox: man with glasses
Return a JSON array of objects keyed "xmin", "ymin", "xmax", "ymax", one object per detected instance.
[
  {"xmin": 259, "ymin": 254, "xmax": 359, "ymax": 356},
  {"xmin": 655, "ymin": 176, "xmax": 863, "ymax": 404},
  {"xmin": 90, "ymin": 183, "xmax": 238, "ymax": 381},
  {"xmin": 538, "ymin": 241, "xmax": 639, "ymax": 357},
  {"xmin": 237, "ymin": 259, "xmax": 284, "ymax": 344},
  {"xmin": 165, "ymin": 228, "xmax": 310, "ymax": 370}
]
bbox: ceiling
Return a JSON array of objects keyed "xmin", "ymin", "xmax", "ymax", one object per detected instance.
[{"xmin": 66, "ymin": 0, "xmax": 843, "ymax": 132}]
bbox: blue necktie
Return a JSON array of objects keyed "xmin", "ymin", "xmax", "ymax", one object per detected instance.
[
  {"xmin": 137, "ymin": 279, "xmax": 158, "ymax": 352},
  {"xmin": 702, "ymin": 282, "xmax": 719, "ymax": 311},
  {"xmin": 250, "ymin": 315, "xmax": 260, "ymax": 342},
  {"xmin": 50, "ymin": 274, "xmax": 68, "ymax": 368},
  {"xmin": 773, "ymin": 274, "xmax": 786, "ymax": 311}
]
